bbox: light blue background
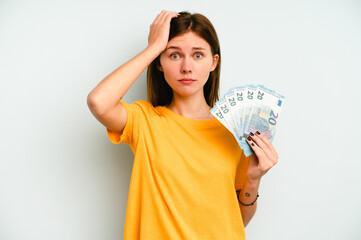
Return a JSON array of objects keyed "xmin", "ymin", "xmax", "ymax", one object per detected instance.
[{"xmin": 1, "ymin": 0, "xmax": 360, "ymax": 239}]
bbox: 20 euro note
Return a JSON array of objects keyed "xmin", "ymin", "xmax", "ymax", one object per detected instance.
[
  {"xmin": 241, "ymin": 84, "xmax": 257, "ymax": 138},
  {"xmin": 210, "ymin": 106, "xmax": 232, "ymax": 133},
  {"xmin": 242, "ymin": 85, "xmax": 285, "ymax": 150},
  {"xmin": 214, "ymin": 96, "xmax": 240, "ymax": 139},
  {"xmin": 210, "ymin": 102, "xmax": 244, "ymax": 148},
  {"xmin": 224, "ymin": 86, "xmax": 255, "ymax": 156},
  {"xmin": 231, "ymin": 85, "xmax": 257, "ymax": 157},
  {"xmin": 226, "ymin": 86, "xmax": 247, "ymax": 139},
  {"xmin": 224, "ymin": 88, "xmax": 243, "ymax": 138}
]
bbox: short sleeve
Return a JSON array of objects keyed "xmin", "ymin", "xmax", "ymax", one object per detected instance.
[
  {"xmin": 106, "ymin": 100, "xmax": 141, "ymax": 146},
  {"xmin": 235, "ymin": 151, "xmax": 250, "ymax": 190}
]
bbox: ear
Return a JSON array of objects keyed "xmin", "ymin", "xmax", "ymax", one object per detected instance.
[
  {"xmin": 210, "ymin": 54, "xmax": 219, "ymax": 72},
  {"xmin": 156, "ymin": 60, "xmax": 163, "ymax": 72}
]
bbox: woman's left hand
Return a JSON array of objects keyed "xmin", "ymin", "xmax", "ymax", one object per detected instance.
[{"xmin": 245, "ymin": 131, "xmax": 279, "ymax": 182}]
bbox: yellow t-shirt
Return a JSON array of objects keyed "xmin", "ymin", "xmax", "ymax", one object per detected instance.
[{"xmin": 107, "ymin": 100, "xmax": 249, "ymax": 240}]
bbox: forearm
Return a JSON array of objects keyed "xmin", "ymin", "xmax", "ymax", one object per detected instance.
[
  {"xmin": 87, "ymin": 44, "xmax": 162, "ymax": 114},
  {"xmin": 238, "ymin": 178, "xmax": 260, "ymax": 228}
]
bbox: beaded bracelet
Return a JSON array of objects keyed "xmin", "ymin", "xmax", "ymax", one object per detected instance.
[{"xmin": 236, "ymin": 189, "xmax": 259, "ymax": 206}]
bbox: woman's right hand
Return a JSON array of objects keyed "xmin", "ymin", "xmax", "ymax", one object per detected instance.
[{"xmin": 148, "ymin": 10, "xmax": 179, "ymax": 54}]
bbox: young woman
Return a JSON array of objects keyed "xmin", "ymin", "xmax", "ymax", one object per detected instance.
[{"xmin": 87, "ymin": 10, "xmax": 278, "ymax": 240}]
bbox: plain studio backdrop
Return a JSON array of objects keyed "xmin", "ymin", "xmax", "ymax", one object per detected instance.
[{"xmin": 1, "ymin": 0, "xmax": 360, "ymax": 239}]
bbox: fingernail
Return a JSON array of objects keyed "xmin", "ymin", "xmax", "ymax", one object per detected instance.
[
  {"xmin": 256, "ymin": 131, "xmax": 260, "ymax": 135},
  {"xmin": 251, "ymin": 143, "xmax": 255, "ymax": 146},
  {"xmin": 247, "ymin": 136, "xmax": 251, "ymax": 141},
  {"xmin": 250, "ymin": 132, "xmax": 254, "ymax": 136}
]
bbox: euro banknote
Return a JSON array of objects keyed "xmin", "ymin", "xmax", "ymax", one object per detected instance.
[{"xmin": 211, "ymin": 84, "xmax": 285, "ymax": 157}]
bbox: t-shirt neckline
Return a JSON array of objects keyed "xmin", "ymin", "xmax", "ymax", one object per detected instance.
[{"xmin": 157, "ymin": 105, "xmax": 221, "ymax": 128}]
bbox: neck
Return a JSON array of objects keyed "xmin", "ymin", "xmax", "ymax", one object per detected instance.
[{"xmin": 166, "ymin": 91, "xmax": 213, "ymax": 120}]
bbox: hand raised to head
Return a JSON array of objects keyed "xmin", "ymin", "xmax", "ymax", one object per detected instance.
[{"xmin": 148, "ymin": 10, "xmax": 179, "ymax": 54}]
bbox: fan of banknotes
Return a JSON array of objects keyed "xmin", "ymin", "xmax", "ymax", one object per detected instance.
[{"xmin": 210, "ymin": 84, "xmax": 285, "ymax": 157}]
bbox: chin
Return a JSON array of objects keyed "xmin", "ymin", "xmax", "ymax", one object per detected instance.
[{"xmin": 173, "ymin": 88, "xmax": 202, "ymax": 98}]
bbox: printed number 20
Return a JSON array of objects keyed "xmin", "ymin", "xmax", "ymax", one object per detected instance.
[
  {"xmin": 221, "ymin": 105, "xmax": 229, "ymax": 114},
  {"xmin": 269, "ymin": 110, "xmax": 278, "ymax": 125}
]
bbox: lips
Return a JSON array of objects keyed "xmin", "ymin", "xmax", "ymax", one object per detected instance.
[{"xmin": 179, "ymin": 78, "xmax": 196, "ymax": 84}]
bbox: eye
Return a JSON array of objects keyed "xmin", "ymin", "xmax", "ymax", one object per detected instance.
[
  {"xmin": 194, "ymin": 52, "xmax": 203, "ymax": 59},
  {"xmin": 170, "ymin": 53, "xmax": 180, "ymax": 59}
]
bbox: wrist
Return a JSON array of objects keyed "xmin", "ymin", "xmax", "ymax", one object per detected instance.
[
  {"xmin": 246, "ymin": 176, "xmax": 261, "ymax": 188},
  {"xmin": 146, "ymin": 43, "xmax": 166, "ymax": 56},
  {"xmin": 236, "ymin": 188, "xmax": 259, "ymax": 206}
]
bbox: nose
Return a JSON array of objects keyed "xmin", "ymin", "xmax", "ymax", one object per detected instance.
[{"xmin": 180, "ymin": 57, "xmax": 192, "ymax": 73}]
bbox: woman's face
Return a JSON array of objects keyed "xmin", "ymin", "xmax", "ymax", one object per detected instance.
[{"xmin": 159, "ymin": 31, "xmax": 219, "ymax": 98}]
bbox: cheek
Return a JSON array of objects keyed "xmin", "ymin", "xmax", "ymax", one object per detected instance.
[
  {"xmin": 201, "ymin": 71, "xmax": 211, "ymax": 82},
  {"xmin": 161, "ymin": 64, "xmax": 178, "ymax": 84},
  {"xmin": 199, "ymin": 62, "xmax": 213, "ymax": 77},
  {"xmin": 162, "ymin": 62, "xmax": 178, "ymax": 77},
  {"xmin": 162, "ymin": 65, "xmax": 175, "ymax": 77}
]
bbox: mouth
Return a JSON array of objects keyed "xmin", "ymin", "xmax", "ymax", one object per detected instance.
[{"xmin": 178, "ymin": 78, "xmax": 196, "ymax": 84}]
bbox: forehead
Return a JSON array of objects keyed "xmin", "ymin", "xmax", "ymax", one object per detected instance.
[{"xmin": 166, "ymin": 31, "xmax": 211, "ymax": 51}]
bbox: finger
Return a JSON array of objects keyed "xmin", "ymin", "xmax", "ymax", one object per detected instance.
[
  {"xmin": 254, "ymin": 131, "xmax": 274, "ymax": 151},
  {"xmin": 158, "ymin": 10, "xmax": 169, "ymax": 24},
  {"xmin": 158, "ymin": 10, "xmax": 178, "ymax": 24},
  {"xmin": 246, "ymin": 137, "xmax": 275, "ymax": 171},
  {"xmin": 254, "ymin": 131, "xmax": 278, "ymax": 157},
  {"xmin": 249, "ymin": 132, "xmax": 272, "ymax": 154},
  {"xmin": 153, "ymin": 10, "xmax": 166, "ymax": 25},
  {"xmin": 251, "ymin": 132, "xmax": 278, "ymax": 166},
  {"xmin": 246, "ymin": 136, "xmax": 266, "ymax": 159},
  {"xmin": 246, "ymin": 137, "xmax": 271, "ymax": 171},
  {"xmin": 160, "ymin": 11, "xmax": 179, "ymax": 25},
  {"xmin": 247, "ymin": 134, "xmax": 276, "ymax": 166}
]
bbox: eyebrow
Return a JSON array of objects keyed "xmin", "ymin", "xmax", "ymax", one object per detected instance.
[{"xmin": 165, "ymin": 46, "xmax": 206, "ymax": 51}]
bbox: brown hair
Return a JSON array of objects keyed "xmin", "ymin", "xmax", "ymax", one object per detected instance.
[{"xmin": 146, "ymin": 11, "xmax": 221, "ymax": 108}]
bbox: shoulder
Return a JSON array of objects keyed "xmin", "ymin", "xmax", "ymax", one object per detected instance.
[
  {"xmin": 125, "ymin": 100, "xmax": 162, "ymax": 116},
  {"xmin": 133, "ymin": 100, "xmax": 153, "ymax": 108}
]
